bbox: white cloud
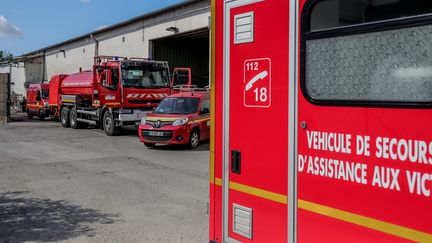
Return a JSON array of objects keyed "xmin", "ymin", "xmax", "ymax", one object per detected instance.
[
  {"xmin": 96, "ymin": 25, "xmax": 108, "ymax": 30},
  {"xmin": 0, "ymin": 15, "xmax": 23, "ymax": 38},
  {"xmin": 79, "ymin": 0, "xmax": 91, "ymax": 3}
]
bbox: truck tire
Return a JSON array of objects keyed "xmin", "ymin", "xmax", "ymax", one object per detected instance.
[
  {"xmin": 61, "ymin": 107, "xmax": 71, "ymax": 128},
  {"xmin": 70, "ymin": 107, "xmax": 84, "ymax": 129},
  {"xmin": 38, "ymin": 110, "xmax": 45, "ymax": 121},
  {"xmin": 27, "ymin": 112, "xmax": 33, "ymax": 120},
  {"xmin": 103, "ymin": 111, "xmax": 118, "ymax": 136},
  {"xmin": 188, "ymin": 129, "xmax": 200, "ymax": 149}
]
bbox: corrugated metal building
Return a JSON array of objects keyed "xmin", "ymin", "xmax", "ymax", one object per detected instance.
[{"xmin": 17, "ymin": 0, "xmax": 210, "ymax": 89}]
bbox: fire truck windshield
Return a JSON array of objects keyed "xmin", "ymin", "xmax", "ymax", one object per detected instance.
[
  {"xmin": 154, "ymin": 97, "xmax": 200, "ymax": 115},
  {"xmin": 41, "ymin": 90, "xmax": 49, "ymax": 99},
  {"xmin": 121, "ymin": 67, "xmax": 169, "ymax": 89}
]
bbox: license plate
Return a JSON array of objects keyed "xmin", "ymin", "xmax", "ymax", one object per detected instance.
[{"xmin": 148, "ymin": 131, "xmax": 164, "ymax": 136}]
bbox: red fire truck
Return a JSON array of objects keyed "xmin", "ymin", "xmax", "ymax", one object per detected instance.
[
  {"xmin": 26, "ymin": 83, "xmax": 50, "ymax": 120},
  {"xmin": 210, "ymin": 0, "xmax": 432, "ymax": 242},
  {"xmin": 49, "ymin": 56, "xmax": 174, "ymax": 136}
]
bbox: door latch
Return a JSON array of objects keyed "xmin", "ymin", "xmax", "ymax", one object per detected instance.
[{"xmin": 231, "ymin": 150, "xmax": 241, "ymax": 174}]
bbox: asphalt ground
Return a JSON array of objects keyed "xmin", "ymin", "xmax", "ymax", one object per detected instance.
[{"xmin": 0, "ymin": 117, "xmax": 209, "ymax": 243}]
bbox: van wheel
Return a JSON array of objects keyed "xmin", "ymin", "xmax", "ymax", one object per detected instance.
[
  {"xmin": 103, "ymin": 111, "xmax": 118, "ymax": 136},
  {"xmin": 188, "ymin": 129, "xmax": 200, "ymax": 149},
  {"xmin": 144, "ymin": 143, "xmax": 156, "ymax": 148},
  {"xmin": 61, "ymin": 107, "xmax": 70, "ymax": 127},
  {"xmin": 70, "ymin": 107, "xmax": 83, "ymax": 129}
]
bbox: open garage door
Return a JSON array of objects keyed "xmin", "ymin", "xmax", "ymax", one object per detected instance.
[{"xmin": 151, "ymin": 28, "xmax": 209, "ymax": 88}]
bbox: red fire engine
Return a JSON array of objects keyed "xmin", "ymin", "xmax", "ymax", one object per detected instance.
[
  {"xmin": 210, "ymin": 0, "xmax": 432, "ymax": 242},
  {"xmin": 48, "ymin": 56, "xmax": 184, "ymax": 136},
  {"xmin": 26, "ymin": 83, "xmax": 50, "ymax": 120}
]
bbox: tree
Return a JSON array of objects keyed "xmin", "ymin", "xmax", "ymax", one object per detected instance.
[{"xmin": 0, "ymin": 50, "xmax": 12, "ymax": 61}]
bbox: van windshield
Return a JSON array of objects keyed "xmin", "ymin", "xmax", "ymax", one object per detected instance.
[
  {"xmin": 154, "ymin": 97, "xmax": 200, "ymax": 115},
  {"xmin": 122, "ymin": 67, "xmax": 169, "ymax": 89}
]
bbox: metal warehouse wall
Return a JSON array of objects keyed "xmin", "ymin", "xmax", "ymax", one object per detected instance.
[
  {"xmin": 0, "ymin": 64, "xmax": 26, "ymax": 96},
  {"xmin": 0, "ymin": 73, "xmax": 10, "ymax": 124},
  {"xmin": 45, "ymin": 42, "xmax": 96, "ymax": 78},
  {"xmin": 39, "ymin": 2, "xmax": 210, "ymax": 80}
]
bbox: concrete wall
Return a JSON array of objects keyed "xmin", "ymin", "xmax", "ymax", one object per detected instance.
[
  {"xmin": 0, "ymin": 64, "xmax": 26, "ymax": 96},
  {"xmin": 0, "ymin": 73, "xmax": 10, "ymax": 123},
  {"xmin": 40, "ymin": 1, "xmax": 210, "ymax": 80}
]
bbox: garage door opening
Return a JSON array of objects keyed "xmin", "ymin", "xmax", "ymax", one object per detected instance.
[{"xmin": 151, "ymin": 28, "xmax": 209, "ymax": 88}]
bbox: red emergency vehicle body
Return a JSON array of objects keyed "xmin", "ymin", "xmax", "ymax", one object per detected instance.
[
  {"xmin": 26, "ymin": 83, "xmax": 50, "ymax": 120},
  {"xmin": 49, "ymin": 56, "xmax": 172, "ymax": 136},
  {"xmin": 138, "ymin": 91, "xmax": 210, "ymax": 148},
  {"xmin": 210, "ymin": 0, "xmax": 432, "ymax": 242}
]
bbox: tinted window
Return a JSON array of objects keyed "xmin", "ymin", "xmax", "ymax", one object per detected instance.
[
  {"xmin": 303, "ymin": 0, "xmax": 432, "ymax": 104},
  {"xmin": 41, "ymin": 90, "xmax": 49, "ymax": 99},
  {"xmin": 309, "ymin": 0, "xmax": 432, "ymax": 32},
  {"xmin": 200, "ymin": 99, "xmax": 210, "ymax": 114}
]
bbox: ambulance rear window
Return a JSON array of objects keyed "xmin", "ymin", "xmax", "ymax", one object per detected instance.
[{"xmin": 302, "ymin": 0, "xmax": 432, "ymax": 106}]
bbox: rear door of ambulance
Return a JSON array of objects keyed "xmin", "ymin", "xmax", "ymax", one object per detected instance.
[
  {"xmin": 297, "ymin": 0, "xmax": 432, "ymax": 242},
  {"xmin": 221, "ymin": 0, "xmax": 289, "ymax": 242}
]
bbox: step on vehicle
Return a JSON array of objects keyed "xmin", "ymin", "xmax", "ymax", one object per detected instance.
[{"xmin": 139, "ymin": 87, "xmax": 210, "ymax": 149}]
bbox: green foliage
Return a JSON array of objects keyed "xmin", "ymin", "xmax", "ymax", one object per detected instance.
[{"xmin": 0, "ymin": 50, "xmax": 13, "ymax": 61}]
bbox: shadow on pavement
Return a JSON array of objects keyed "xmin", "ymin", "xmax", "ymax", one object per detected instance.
[{"xmin": 0, "ymin": 191, "xmax": 119, "ymax": 243}]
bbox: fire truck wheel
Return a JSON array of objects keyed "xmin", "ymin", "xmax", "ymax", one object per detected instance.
[
  {"xmin": 38, "ymin": 110, "xmax": 45, "ymax": 121},
  {"xmin": 103, "ymin": 111, "xmax": 118, "ymax": 136},
  {"xmin": 61, "ymin": 107, "xmax": 71, "ymax": 128},
  {"xmin": 144, "ymin": 143, "xmax": 156, "ymax": 148},
  {"xmin": 70, "ymin": 108, "xmax": 83, "ymax": 129},
  {"xmin": 188, "ymin": 129, "xmax": 200, "ymax": 149},
  {"xmin": 27, "ymin": 112, "xmax": 33, "ymax": 120}
]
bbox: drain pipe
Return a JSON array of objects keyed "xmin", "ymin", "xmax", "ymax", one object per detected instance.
[{"xmin": 90, "ymin": 34, "xmax": 99, "ymax": 57}]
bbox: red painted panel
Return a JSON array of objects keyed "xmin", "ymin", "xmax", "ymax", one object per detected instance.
[
  {"xmin": 227, "ymin": 0, "xmax": 289, "ymax": 241},
  {"xmin": 298, "ymin": 209, "xmax": 411, "ymax": 243},
  {"xmin": 229, "ymin": 190, "xmax": 287, "ymax": 242},
  {"xmin": 297, "ymin": 0, "xmax": 432, "ymax": 241}
]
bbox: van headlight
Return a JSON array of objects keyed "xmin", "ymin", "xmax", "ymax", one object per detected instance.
[
  {"xmin": 141, "ymin": 117, "xmax": 146, "ymax": 124},
  {"xmin": 172, "ymin": 117, "xmax": 188, "ymax": 126}
]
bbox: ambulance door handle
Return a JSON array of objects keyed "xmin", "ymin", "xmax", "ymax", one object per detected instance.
[{"xmin": 231, "ymin": 150, "xmax": 241, "ymax": 174}]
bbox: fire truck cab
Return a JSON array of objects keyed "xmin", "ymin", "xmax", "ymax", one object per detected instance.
[
  {"xmin": 210, "ymin": 0, "xmax": 432, "ymax": 242},
  {"xmin": 26, "ymin": 83, "xmax": 50, "ymax": 120}
]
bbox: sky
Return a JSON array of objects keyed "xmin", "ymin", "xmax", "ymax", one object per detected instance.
[{"xmin": 0, "ymin": 0, "xmax": 185, "ymax": 56}]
